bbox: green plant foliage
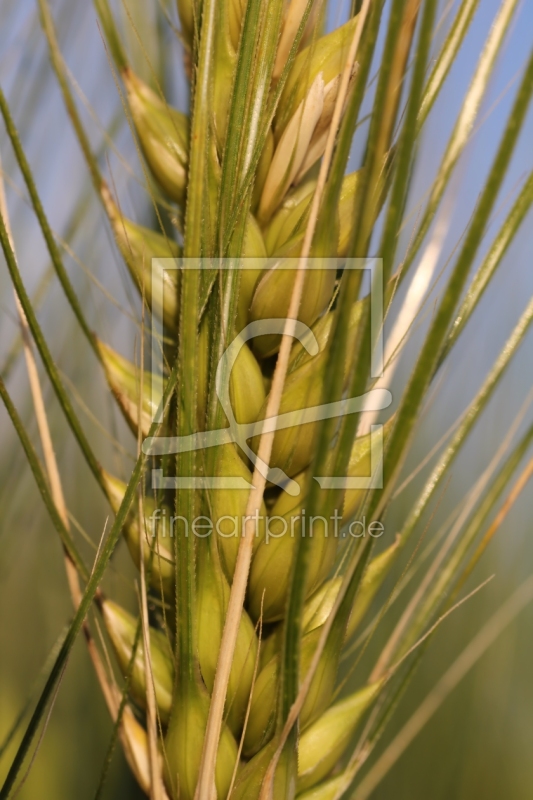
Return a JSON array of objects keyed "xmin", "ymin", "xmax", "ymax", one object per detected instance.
[{"xmin": 1, "ymin": 1, "xmax": 532, "ymax": 799}]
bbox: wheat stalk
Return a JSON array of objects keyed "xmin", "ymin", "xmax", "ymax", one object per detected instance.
[{"xmin": 1, "ymin": 1, "xmax": 533, "ymax": 799}]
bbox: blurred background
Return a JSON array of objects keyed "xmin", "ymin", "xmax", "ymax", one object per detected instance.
[{"xmin": 0, "ymin": 0, "xmax": 532, "ymax": 797}]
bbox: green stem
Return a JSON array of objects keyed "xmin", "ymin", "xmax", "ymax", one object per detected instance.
[
  {"xmin": 182, "ymin": 0, "xmax": 216, "ymax": 258},
  {"xmin": 173, "ymin": 0, "xmax": 219, "ymax": 688},
  {"xmin": 37, "ymin": 0, "xmax": 103, "ymax": 194},
  {"xmin": 404, "ymin": 419, "xmax": 533, "ymax": 654},
  {"xmin": 442, "ymin": 170, "xmax": 533, "ymax": 361},
  {"xmin": 379, "ymin": 0, "xmax": 439, "ymax": 285},
  {"xmin": 400, "ymin": 0, "xmax": 521, "ymax": 281},
  {"xmin": 374, "ymin": 46, "xmax": 533, "ymax": 518},
  {"xmin": 174, "ymin": 263, "xmax": 200, "ymax": 687},
  {"xmin": 399, "ymin": 293, "xmax": 533, "ymax": 549},
  {"xmin": 0, "ymin": 87, "xmax": 99, "ymax": 357}
]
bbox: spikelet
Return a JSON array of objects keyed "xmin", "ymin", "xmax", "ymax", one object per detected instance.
[
  {"xmin": 247, "ymin": 473, "xmax": 338, "ymax": 622},
  {"xmin": 243, "ymin": 624, "xmax": 341, "ymax": 756},
  {"xmin": 247, "ymin": 421, "xmax": 387, "ymax": 622},
  {"xmin": 102, "ymin": 600, "xmax": 174, "ymax": 724},
  {"xmin": 342, "ymin": 415, "xmax": 395, "ymax": 521},
  {"xmin": 302, "ymin": 577, "xmax": 342, "ymax": 633},
  {"xmin": 287, "ymin": 295, "xmax": 365, "ymax": 373},
  {"xmin": 287, "ymin": 300, "xmax": 336, "ymax": 372},
  {"xmin": 263, "ymin": 179, "xmax": 316, "ymax": 256},
  {"xmin": 264, "ymin": 160, "xmax": 390, "ymax": 266},
  {"xmin": 273, "ymin": 0, "xmax": 312, "ymax": 79},
  {"xmin": 256, "ymin": 539, "xmax": 399, "ymax": 669},
  {"xmin": 251, "ymin": 296, "xmax": 365, "ymax": 476},
  {"xmin": 247, "ymin": 514, "xmax": 302, "ymax": 623},
  {"xmin": 255, "ymin": 17, "xmax": 359, "ymax": 221},
  {"xmin": 258, "ymin": 71, "xmax": 325, "ymax": 224},
  {"xmin": 293, "ymin": 65, "xmax": 358, "ymax": 183},
  {"xmin": 345, "ymin": 539, "xmax": 399, "ymax": 640},
  {"xmin": 297, "ymin": 681, "xmax": 383, "ymax": 793},
  {"xmin": 164, "ymin": 682, "xmax": 237, "ymax": 800},
  {"xmin": 252, "ymin": 349, "xmax": 328, "ymax": 476},
  {"xmin": 102, "ymin": 472, "xmax": 175, "ymax": 598},
  {"xmin": 252, "ymin": 173, "xmax": 373, "ymax": 353},
  {"xmin": 298, "ymin": 624, "xmax": 345, "ymax": 731},
  {"xmin": 231, "ymin": 738, "xmax": 297, "ymax": 800},
  {"xmin": 97, "ymin": 340, "xmax": 161, "ymax": 438},
  {"xmin": 249, "ymin": 263, "xmax": 335, "ymax": 358},
  {"xmin": 123, "ymin": 69, "xmax": 189, "ymax": 205},
  {"xmin": 102, "ymin": 185, "xmax": 180, "ymax": 331},
  {"xmin": 257, "ymin": 577, "xmax": 341, "ymax": 668},
  {"xmin": 197, "ymin": 312, "xmax": 266, "ymax": 430},
  {"xmin": 264, "ymin": 170, "xmax": 362, "ymax": 259},
  {"xmin": 237, "ymin": 214, "xmax": 268, "ymax": 330},
  {"xmin": 274, "ymin": 16, "xmax": 358, "ymax": 140},
  {"xmin": 296, "ymin": 542, "xmax": 400, "ymax": 645},
  {"xmin": 229, "ymin": 340, "xmax": 267, "ymax": 426},
  {"xmin": 296, "ymin": 775, "xmax": 346, "ymax": 800},
  {"xmin": 207, "ymin": 444, "xmax": 266, "ymax": 577},
  {"xmin": 251, "ymin": 129, "xmax": 275, "ymax": 213},
  {"xmin": 196, "ymin": 542, "xmax": 258, "ymax": 734}
]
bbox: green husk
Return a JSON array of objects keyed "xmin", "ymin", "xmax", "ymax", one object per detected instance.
[
  {"xmin": 243, "ymin": 624, "xmax": 341, "ymax": 756},
  {"xmin": 102, "ymin": 601, "xmax": 174, "ymax": 723},
  {"xmin": 102, "ymin": 472, "xmax": 175, "ymax": 597},
  {"xmin": 97, "ymin": 340, "xmax": 162, "ymax": 438},
  {"xmin": 231, "ymin": 738, "xmax": 296, "ymax": 800},
  {"xmin": 296, "ymin": 774, "xmax": 346, "ymax": 800},
  {"xmin": 257, "ymin": 538, "xmax": 399, "ymax": 669},
  {"xmin": 206, "ymin": 444, "xmax": 266, "ymax": 577},
  {"xmin": 197, "ymin": 296, "xmax": 266, "ymax": 430},
  {"xmin": 164, "ymin": 681, "xmax": 238, "ymax": 800},
  {"xmin": 102, "ymin": 185, "xmax": 180, "ymax": 331},
  {"xmin": 196, "ymin": 542, "xmax": 258, "ymax": 734},
  {"xmin": 247, "ymin": 421, "xmax": 383, "ymax": 623},
  {"xmin": 249, "ymin": 263, "xmax": 336, "ymax": 357},
  {"xmin": 297, "ymin": 680, "xmax": 383, "ymax": 792},
  {"xmin": 123, "ymin": 69, "xmax": 189, "ymax": 205},
  {"xmin": 275, "ymin": 16, "xmax": 359, "ymax": 139}
]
